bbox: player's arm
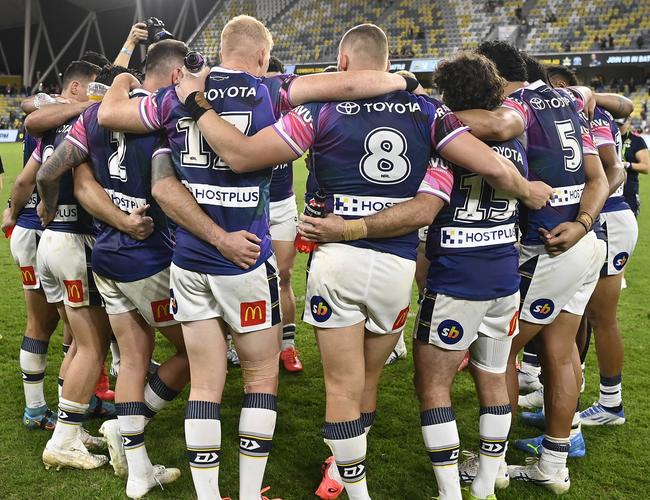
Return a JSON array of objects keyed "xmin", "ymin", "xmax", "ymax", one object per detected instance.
[
  {"xmin": 97, "ymin": 73, "xmax": 151, "ymax": 133},
  {"xmin": 288, "ymin": 70, "xmax": 416, "ymax": 106},
  {"xmin": 151, "ymin": 151, "xmax": 261, "ymax": 269},
  {"xmin": 594, "ymin": 93, "xmax": 633, "ymax": 119},
  {"xmin": 73, "ymin": 162, "xmax": 154, "ymax": 240},
  {"xmin": 454, "ymin": 107, "xmax": 525, "ymax": 142},
  {"xmin": 1, "ymin": 157, "xmax": 40, "ymax": 232},
  {"xmin": 441, "ymin": 132, "xmax": 551, "ymax": 209},
  {"xmin": 299, "ymin": 163, "xmax": 450, "ymax": 242},
  {"xmin": 598, "ymin": 143, "xmax": 626, "ymax": 196},
  {"xmin": 541, "ymin": 154, "xmax": 609, "ymax": 256},
  {"xmin": 36, "ymin": 141, "xmax": 88, "ymax": 225},
  {"xmin": 629, "ymin": 145, "xmax": 650, "ymax": 174},
  {"xmin": 25, "ymin": 101, "xmax": 91, "ymax": 137},
  {"xmin": 113, "ymin": 22, "xmax": 148, "ymax": 67}
]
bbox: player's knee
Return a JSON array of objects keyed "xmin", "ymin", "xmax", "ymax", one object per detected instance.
[
  {"xmin": 241, "ymin": 353, "xmax": 280, "ymax": 394},
  {"xmin": 26, "ymin": 312, "xmax": 58, "ymax": 340},
  {"xmin": 278, "ymin": 266, "xmax": 293, "ymax": 288}
]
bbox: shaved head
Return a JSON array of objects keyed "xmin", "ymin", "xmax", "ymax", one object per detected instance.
[
  {"xmin": 221, "ymin": 15, "xmax": 273, "ymax": 61},
  {"xmin": 339, "ymin": 24, "xmax": 389, "ymax": 71}
]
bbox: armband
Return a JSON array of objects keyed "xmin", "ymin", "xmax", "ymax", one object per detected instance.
[
  {"xmin": 185, "ymin": 91, "xmax": 212, "ymax": 122},
  {"xmin": 575, "ymin": 211, "xmax": 594, "ymax": 234},
  {"xmin": 402, "ymin": 76, "xmax": 420, "ymax": 93},
  {"xmin": 120, "ymin": 47, "xmax": 133, "ymax": 56},
  {"xmin": 343, "ymin": 218, "xmax": 368, "ymax": 241}
]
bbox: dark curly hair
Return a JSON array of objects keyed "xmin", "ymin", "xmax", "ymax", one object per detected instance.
[
  {"xmin": 95, "ymin": 64, "xmax": 143, "ymax": 86},
  {"xmin": 476, "ymin": 40, "xmax": 527, "ymax": 82},
  {"xmin": 520, "ymin": 52, "xmax": 548, "ymax": 84},
  {"xmin": 546, "ymin": 64, "xmax": 579, "ymax": 87},
  {"xmin": 433, "ymin": 53, "xmax": 506, "ymax": 111}
]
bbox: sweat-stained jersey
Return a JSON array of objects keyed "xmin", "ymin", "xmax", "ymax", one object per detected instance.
[
  {"xmin": 590, "ymin": 105, "xmax": 629, "ymax": 213},
  {"xmin": 138, "ymin": 67, "xmax": 294, "ymax": 275},
  {"xmin": 31, "ymin": 117, "xmax": 93, "ymax": 234},
  {"xmin": 426, "ymin": 138, "xmax": 528, "ymax": 300},
  {"xmin": 273, "ymin": 92, "xmax": 462, "ymax": 261},
  {"xmin": 16, "ymin": 133, "xmax": 41, "ymax": 230},
  {"xmin": 65, "ymin": 90, "xmax": 174, "ymax": 282},
  {"xmin": 503, "ymin": 81, "xmax": 596, "ymax": 245},
  {"xmin": 262, "ymin": 74, "xmax": 294, "ymax": 202}
]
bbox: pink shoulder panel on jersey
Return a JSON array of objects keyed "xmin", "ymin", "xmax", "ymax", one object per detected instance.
[
  {"xmin": 502, "ymin": 97, "xmax": 530, "ymax": 129},
  {"xmin": 278, "ymin": 75, "xmax": 299, "ymax": 115},
  {"xmin": 590, "ymin": 121, "xmax": 615, "ymax": 148},
  {"xmin": 430, "ymin": 105, "xmax": 470, "ymax": 152},
  {"xmin": 30, "ymin": 138, "xmax": 43, "ymax": 164},
  {"xmin": 272, "ymin": 105, "xmax": 316, "ymax": 156},
  {"xmin": 65, "ymin": 113, "xmax": 89, "ymax": 154},
  {"xmin": 417, "ymin": 159, "xmax": 454, "ymax": 203},
  {"xmin": 582, "ymin": 127, "xmax": 598, "ymax": 156},
  {"xmin": 138, "ymin": 94, "xmax": 162, "ymax": 131}
]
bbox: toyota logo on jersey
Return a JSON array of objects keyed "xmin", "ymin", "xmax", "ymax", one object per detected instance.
[{"xmin": 336, "ymin": 102, "xmax": 361, "ymax": 115}]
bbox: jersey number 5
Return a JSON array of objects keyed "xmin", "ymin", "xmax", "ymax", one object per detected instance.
[{"xmin": 555, "ymin": 120, "xmax": 581, "ymax": 172}]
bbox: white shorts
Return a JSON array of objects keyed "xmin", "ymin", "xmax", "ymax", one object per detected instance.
[
  {"xmin": 519, "ymin": 231, "xmax": 604, "ymax": 325},
  {"xmin": 94, "ymin": 267, "xmax": 178, "ymax": 328},
  {"xmin": 600, "ymin": 209, "xmax": 638, "ymax": 276},
  {"xmin": 414, "ymin": 291, "xmax": 520, "ymax": 373},
  {"xmin": 10, "ymin": 226, "xmax": 42, "ymax": 290},
  {"xmin": 169, "ymin": 256, "xmax": 281, "ymax": 333},
  {"xmin": 36, "ymin": 230, "xmax": 102, "ymax": 307},
  {"xmin": 269, "ymin": 196, "xmax": 298, "ymax": 242},
  {"xmin": 304, "ymin": 243, "xmax": 416, "ymax": 334}
]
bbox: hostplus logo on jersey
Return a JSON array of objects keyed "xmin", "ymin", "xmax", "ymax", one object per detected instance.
[
  {"xmin": 437, "ymin": 319, "xmax": 463, "ymax": 345},
  {"xmin": 310, "ymin": 296, "xmax": 332, "ymax": 322},
  {"xmin": 613, "ymin": 252, "xmax": 629, "ymax": 271},
  {"xmin": 530, "ymin": 298, "xmax": 554, "ymax": 319}
]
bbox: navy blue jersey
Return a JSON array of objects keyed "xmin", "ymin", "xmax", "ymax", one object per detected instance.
[
  {"xmin": 274, "ymin": 93, "xmax": 462, "ymax": 260},
  {"xmin": 622, "ymin": 131, "xmax": 647, "ymax": 213},
  {"xmin": 66, "ymin": 93, "xmax": 174, "ymax": 282},
  {"xmin": 426, "ymin": 138, "xmax": 528, "ymax": 300},
  {"xmin": 32, "ymin": 118, "xmax": 93, "ymax": 234},
  {"xmin": 16, "ymin": 133, "xmax": 41, "ymax": 230},
  {"xmin": 139, "ymin": 67, "xmax": 289, "ymax": 275},
  {"xmin": 504, "ymin": 82, "xmax": 596, "ymax": 245},
  {"xmin": 262, "ymin": 74, "xmax": 295, "ymax": 202}
]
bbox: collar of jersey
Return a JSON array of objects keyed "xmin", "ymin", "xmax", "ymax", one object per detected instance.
[
  {"xmin": 526, "ymin": 79, "xmax": 546, "ymax": 90},
  {"xmin": 211, "ymin": 65, "xmax": 243, "ymax": 74},
  {"xmin": 130, "ymin": 88, "xmax": 151, "ymax": 97}
]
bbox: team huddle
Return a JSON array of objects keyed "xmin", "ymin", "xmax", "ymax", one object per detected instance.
[{"xmin": 2, "ymin": 13, "xmax": 643, "ymax": 500}]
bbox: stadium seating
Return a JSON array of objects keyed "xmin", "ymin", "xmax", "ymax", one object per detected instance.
[
  {"xmin": 190, "ymin": 0, "xmax": 650, "ymax": 62},
  {"xmin": 0, "ymin": 95, "xmax": 23, "ymax": 129}
]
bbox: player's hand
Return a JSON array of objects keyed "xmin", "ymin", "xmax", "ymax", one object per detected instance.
[
  {"xmin": 1, "ymin": 207, "xmax": 16, "ymax": 234},
  {"xmin": 521, "ymin": 181, "xmax": 553, "ymax": 210},
  {"xmin": 298, "ymin": 213, "xmax": 345, "ymax": 242},
  {"xmin": 37, "ymin": 201, "xmax": 56, "ymax": 227},
  {"xmin": 175, "ymin": 66, "xmax": 210, "ymax": 104},
  {"xmin": 124, "ymin": 204, "xmax": 154, "ymax": 240},
  {"xmin": 216, "ymin": 230, "xmax": 261, "ymax": 269},
  {"xmin": 539, "ymin": 222, "xmax": 586, "ymax": 256},
  {"xmin": 126, "ymin": 22, "xmax": 148, "ymax": 47},
  {"xmin": 113, "ymin": 72, "xmax": 142, "ymax": 92}
]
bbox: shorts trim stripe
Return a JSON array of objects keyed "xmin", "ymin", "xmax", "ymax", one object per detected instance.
[
  {"xmin": 416, "ymin": 292, "xmax": 437, "ymax": 343},
  {"xmin": 518, "ymin": 255, "xmax": 539, "ymax": 312},
  {"xmin": 265, "ymin": 261, "xmax": 281, "ymax": 326}
]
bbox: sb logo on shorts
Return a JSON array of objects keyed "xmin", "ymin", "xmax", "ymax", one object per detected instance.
[
  {"xmin": 169, "ymin": 289, "xmax": 178, "ymax": 315},
  {"xmin": 530, "ymin": 298, "xmax": 554, "ymax": 320},
  {"xmin": 310, "ymin": 296, "xmax": 332, "ymax": 322},
  {"xmin": 437, "ymin": 319, "xmax": 463, "ymax": 345},
  {"xmin": 613, "ymin": 252, "xmax": 629, "ymax": 271}
]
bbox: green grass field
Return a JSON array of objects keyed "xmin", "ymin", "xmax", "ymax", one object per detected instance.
[{"xmin": 0, "ymin": 140, "xmax": 648, "ymax": 499}]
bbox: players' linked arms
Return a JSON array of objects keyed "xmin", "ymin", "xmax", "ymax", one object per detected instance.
[
  {"xmin": 24, "ymin": 101, "xmax": 91, "ymax": 138},
  {"xmin": 98, "ymin": 73, "xmax": 149, "ymax": 133},
  {"xmin": 73, "ymin": 162, "xmax": 154, "ymax": 240},
  {"xmin": 441, "ymin": 132, "xmax": 552, "ymax": 209},
  {"xmin": 454, "ymin": 107, "xmax": 525, "ymax": 142},
  {"xmin": 151, "ymin": 152, "xmax": 261, "ymax": 269},
  {"xmin": 598, "ymin": 143, "xmax": 626, "ymax": 196},
  {"xmin": 595, "ymin": 93, "xmax": 634, "ymax": 119},
  {"xmin": 36, "ymin": 140, "xmax": 88, "ymax": 224},
  {"xmin": 7, "ymin": 156, "xmax": 40, "ymax": 223},
  {"xmin": 299, "ymin": 192, "xmax": 444, "ymax": 242},
  {"xmin": 289, "ymin": 71, "xmax": 413, "ymax": 106}
]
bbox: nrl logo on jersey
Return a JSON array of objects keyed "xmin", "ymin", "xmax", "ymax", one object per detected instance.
[{"xmin": 210, "ymin": 75, "xmax": 230, "ymax": 81}]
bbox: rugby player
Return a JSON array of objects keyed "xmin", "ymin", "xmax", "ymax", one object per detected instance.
[
  {"xmin": 98, "ymin": 15, "xmax": 422, "ymax": 500},
  {"xmin": 546, "ymin": 67, "xmax": 637, "ymax": 428},
  {"xmin": 453, "ymin": 41, "xmax": 609, "ymax": 494},
  {"xmin": 617, "ymin": 116, "xmax": 649, "ymax": 217},
  {"xmin": 25, "ymin": 60, "xmax": 119, "ymax": 470},
  {"xmin": 2, "ymin": 131, "xmax": 75, "ymax": 431},
  {"xmin": 175, "ymin": 25, "xmax": 550, "ymax": 500},
  {"xmin": 262, "ymin": 55, "xmax": 302, "ymax": 371},
  {"xmin": 40, "ymin": 46, "xmax": 191, "ymax": 497}
]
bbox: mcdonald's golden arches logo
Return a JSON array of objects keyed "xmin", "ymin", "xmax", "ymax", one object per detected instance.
[{"xmin": 240, "ymin": 300, "xmax": 266, "ymax": 327}]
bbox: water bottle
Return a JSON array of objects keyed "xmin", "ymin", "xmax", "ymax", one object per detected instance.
[
  {"xmin": 294, "ymin": 191, "xmax": 327, "ymax": 253},
  {"xmin": 184, "ymin": 51, "xmax": 205, "ymax": 73}
]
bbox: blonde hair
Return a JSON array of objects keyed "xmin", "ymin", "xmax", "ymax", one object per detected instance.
[
  {"xmin": 340, "ymin": 24, "xmax": 388, "ymax": 68},
  {"xmin": 221, "ymin": 15, "xmax": 273, "ymax": 58}
]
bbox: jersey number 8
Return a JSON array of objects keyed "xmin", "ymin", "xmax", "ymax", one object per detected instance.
[{"xmin": 359, "ymin": 127, "xmax": 411, "ymax": 185}]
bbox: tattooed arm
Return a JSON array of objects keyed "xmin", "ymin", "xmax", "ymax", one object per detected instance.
[
  {"xmin": 595, "ymin": 93, "xmax": 633, "ymax": 119},
  {"xmin": 35, "ymin": 140, "xmax": 88, "ymax": 226}
]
